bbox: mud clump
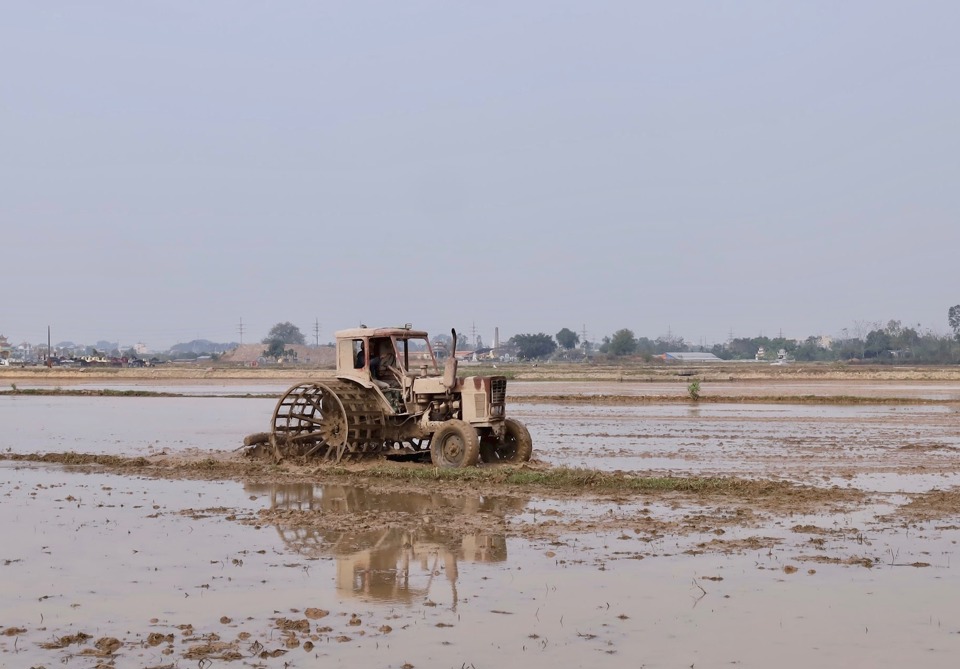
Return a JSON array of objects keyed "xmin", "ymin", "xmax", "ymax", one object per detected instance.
[
  {"xmin": 38, "ymin": 631, "xmax": 93, "ymax": 649},
  {"xmin": 275, "ymin": 618, "xmax": 310, "ymax": 633}
]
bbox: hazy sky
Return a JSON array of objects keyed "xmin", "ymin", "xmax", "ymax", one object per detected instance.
[{"xmin": 3, "ymin": 2, "xmax": 958, "ymax": 350}]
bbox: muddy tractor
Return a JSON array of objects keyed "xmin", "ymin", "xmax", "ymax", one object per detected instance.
[{"xmin": 244, "ymin": 325, "xmax": 532, "ymax": 467}]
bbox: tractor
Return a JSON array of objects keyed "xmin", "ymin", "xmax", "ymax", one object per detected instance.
[{"xmin": 243, "ymin": 325, "xmax": 532, "ymax": 467}]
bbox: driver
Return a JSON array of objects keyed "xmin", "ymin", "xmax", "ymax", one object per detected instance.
[{"xmin": 370, "ymin": 340, "xmax": 399, "ymax": 386}]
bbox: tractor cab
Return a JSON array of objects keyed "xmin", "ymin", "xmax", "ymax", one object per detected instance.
[{"xmin": 336, "ymin": 326, "xmax": 439, "ymax": 412}]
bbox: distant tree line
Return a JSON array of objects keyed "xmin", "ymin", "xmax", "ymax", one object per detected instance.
[
  {"xmin": 711, "ymin": 319, "xmax": 959, "ymax": 363},
  {"xmin": 504, "ymin": 307, "xmax": 960, "ymax": 363},
  {"xmin": 40, "ymin": 308, "xmax": 960, "ymax": 365}
]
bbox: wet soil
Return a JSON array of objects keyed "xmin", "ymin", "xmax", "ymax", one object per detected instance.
[{"xmin": 3, "ymin": 376, "xmax": 960, "ymax": 667}]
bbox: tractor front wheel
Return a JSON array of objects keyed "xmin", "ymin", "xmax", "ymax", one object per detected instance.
[
  {"xmin": 430, "ymin": 420, "xmax": 481, "ymax": 468},
  {"xmin": 480, "ymin": 418, "xmax": 533, "ymax": 463}
]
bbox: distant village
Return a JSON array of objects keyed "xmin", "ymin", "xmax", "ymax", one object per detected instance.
[
  {"xmin": 0, "ymin": 330, "xmax": 831, "ymax": 370},
  {"xmin": 2, "ymin": 315, "xmax": 958, "ymax": 367},
  {"xmin": 0, "ymin": 333, "xmax": 167, "ymax": 367},
  {"xmin": 0, "ymin": 332, "xmax": 524, "ymax": 368}
]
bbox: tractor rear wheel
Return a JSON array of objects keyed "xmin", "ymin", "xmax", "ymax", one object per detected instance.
[
  {"xmin": 430, "ymin": 420, "xmax": 480, "ymax": 468},
  {"xmin": 269, "ymin": 380, "xmax": 384, "ymax": 461},
  {"xmin": 480, "ymin": 418, "xmax": 532, "ymax": 463}
]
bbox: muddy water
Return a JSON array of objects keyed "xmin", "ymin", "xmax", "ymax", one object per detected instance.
[
  {"xmin": 0, "ymin": 395, "xmax": 272, "ymax": 454},
  {"xmin": 517, "ymin": 402, "xmax": 960, "ymax": 491},
  {"xmin": 5, "ymin": 396, "xmax": 960, "ymax": 495},
  {"xmin": 3, "ymin": 377, "xmax": 296, "ymax": 396},
  {"xmin": 509, "ymin": 379, "xmax": 960, "ymax": 401},
  {"xmin": 3, "ymin": 383, "xmax": 960, "ymax": 667},
  {"xmin": 9, "ymin": 377, "xmax": 960, "ymax": 400},
  {"xmin": 3, "ymin": 468, "xmax": 960, "ymax": 668}
]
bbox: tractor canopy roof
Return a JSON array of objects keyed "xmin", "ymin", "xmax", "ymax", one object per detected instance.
[{"xmin": 335, "ymin": 326, "xmax": 431, "ymax": 340}]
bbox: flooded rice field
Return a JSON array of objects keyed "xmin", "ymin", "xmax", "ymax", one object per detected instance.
[{"xmin": 2, "ymin": 379, "xmax": 960, "ymax": 667}]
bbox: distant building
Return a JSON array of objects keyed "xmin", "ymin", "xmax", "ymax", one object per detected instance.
[
  {"xmin": 662, "ymin": 352, "xmax": 722, "ymax": 362},
  {"xmin": 0, "ymin": 334, "xmax": 11, "ymax": 361}
]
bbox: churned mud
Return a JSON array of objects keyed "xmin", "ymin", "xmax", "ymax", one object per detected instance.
[{"xmin": 2, "ymin": 375, "xmax": 960, "ymax": 667}]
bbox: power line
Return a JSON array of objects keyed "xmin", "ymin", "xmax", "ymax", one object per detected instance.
[{"xmin": 238, "ymin": 317, "xmax": 245, "ymax": 345}]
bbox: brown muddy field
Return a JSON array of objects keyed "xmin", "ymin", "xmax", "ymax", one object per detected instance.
[{"xmin": 2, "ymin": 370, "xmax": 960, "ymax": 668}]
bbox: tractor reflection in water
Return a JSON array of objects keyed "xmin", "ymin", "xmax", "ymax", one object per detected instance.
[{"xmin": 245, "ymin": 482, "xmax": 525, "ymax": 606}]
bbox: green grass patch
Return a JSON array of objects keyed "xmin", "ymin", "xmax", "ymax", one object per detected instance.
[{"xmin": 331, "ymin": 463, "xmax": 803, "ymax": 496}]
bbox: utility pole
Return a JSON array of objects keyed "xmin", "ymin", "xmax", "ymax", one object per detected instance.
[
  {"xmin": 237, "ymin": 317, "xmax": 245, "ymax": 345},
  {"xmin": 313, "ymin": 319, "xmax": 321, "ymax": 347}
]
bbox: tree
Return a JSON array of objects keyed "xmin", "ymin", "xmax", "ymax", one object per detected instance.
[
  {"xmin": 606, "ymin": 329, "xmax": 638, "ymax": 356},
  {"xmin": 949, "ymin": 305, "xmax": 960, "ymax": 341},
  {"xmin": 263, "ymin": 340, "xmax": 296, "ymax": 359},
  {"xmin": 793, "ymin": 336, "xmax": 829, "ymax": 362},
  {"xmin": 510, "ymin": 333, "xmax": 557, "ymax": 360},
  {"xmin": 655, "ymin": 335, "xmax": 686, "ymax": 354},
  {"xmin": 262, "ymin": 322, "xmax": 306, "ymax": 346},
  {"xmin": 864, "ymin": 329, "xmax": 892, "ymax": 358},
  {"xmin": 555, "ymin": 327, "xmax": 580, "ymax": 350}
]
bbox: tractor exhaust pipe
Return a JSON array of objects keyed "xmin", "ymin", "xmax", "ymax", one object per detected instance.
[{"xmin": 443, "ymin": 328, "xmax": 458, "ymax": 390}]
